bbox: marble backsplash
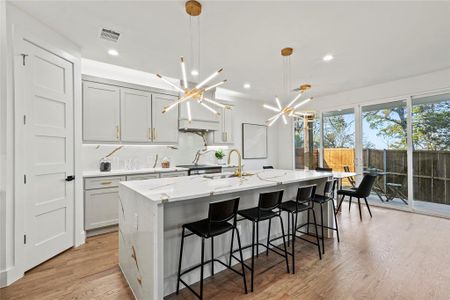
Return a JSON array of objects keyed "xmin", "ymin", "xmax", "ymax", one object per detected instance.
[{"xmin": 82, "ymin": 132, "xmax": 230, "ymax": 172}]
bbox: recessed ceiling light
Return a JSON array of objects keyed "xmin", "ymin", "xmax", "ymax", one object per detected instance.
[
  {"xmin": 323, "ymin": 54, "xmax": 334, "ymax": 62},
  {"xmin": 191, "ymin": 69, "xmax": 199, "ymax": 76},
  {"xmin": 108, "ymin": 49, "xmax": 119, "ymax": 56},
  {"xmin": 243, "ymin": 83, "xmax": 251, "ymax": 89}
]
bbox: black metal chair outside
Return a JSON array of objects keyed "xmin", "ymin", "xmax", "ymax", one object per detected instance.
[
  {"xmin": 230, "ymin": 190, "xmax": 289, "ymax": 292},
  {"xmin": 177, "ymin": 198, "xmax": 247, "ymax": 299},
  {"xmin": 337, "ymin": 174, "xmax": 377, "ymax": 221},
  {"xmin": 343, "ymin": 165, "xmax": 357, "ymax": 188}
]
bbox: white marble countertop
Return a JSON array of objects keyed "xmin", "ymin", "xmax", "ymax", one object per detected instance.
[
  {"xmin": 83, "ymin": 167, "xmax": 189, "ymax": 178},
  {"xmin": 120, "ymin": 169, "xmax": 332, "ymax": 204}
]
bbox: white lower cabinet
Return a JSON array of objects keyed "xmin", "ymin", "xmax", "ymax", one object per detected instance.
[
  {"xmin": 160, "ymin": 171, "xmax": 188, "ymax": 178},
  {"xmin": 85, "ymin": 187, "xmax": 120, "ymax": 230},
  {"xmin": 127, "ymin": 173, "xmax": 160, "ymax": 181},
  {"xmin": 84, "ymin": 171, "xmax": 187, "ymax": 233}
]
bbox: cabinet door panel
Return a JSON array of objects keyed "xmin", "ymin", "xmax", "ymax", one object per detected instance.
[
  {"xmin": 85, "ymin": 187, "xmax": 119, "ymax": 230},
  {"xmin": 223, "ymin": 107, "xmax": 233, "ymax": 143},
  {"xmin": 121, "ymin": 88, "xmax": 151, "ymax": 142},
  {"xmin": 83, "ymin": 82, "xmax": 120, "ymax": 142},
  {"xmin": 152, "ymin": 94, "xmax": 179, "ymax": 143},
  {"xmin": 160, "ymin": 171, "xmax": 188, "ymax": 178},
  {"xmin": 212, "ymin": 105, "xmax": 234, "ymax": 144}
]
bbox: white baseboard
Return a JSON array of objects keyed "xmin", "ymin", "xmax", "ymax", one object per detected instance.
[{"xmin": 0, "ymin": 266, "xmax": 24, "ymax": 288}]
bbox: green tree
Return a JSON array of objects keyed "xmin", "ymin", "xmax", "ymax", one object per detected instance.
[
  {"xmin": 363, "ymin": 101, "xmax": 450, "ymax": 151},
  {"xmin": 323, "ymin": 115, "xmax": 354, "ymax": 148}
]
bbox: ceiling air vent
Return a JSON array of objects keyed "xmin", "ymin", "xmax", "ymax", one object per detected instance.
[{"xmin": 99, "ymin": 28, "xmax": 120, "ymax": 42}]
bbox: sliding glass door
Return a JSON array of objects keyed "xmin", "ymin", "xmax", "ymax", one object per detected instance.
[
  {"xmin": 361, "ymin": 100, "xmax": 409, "ymax": 209},
  {"xmin": 292, "ymin": 90, "xmax": 450, "ymax": 218},
  {"xmin": 322, "ymin": 109, "xmax": 355, "ymax": 186},
  {"xmin": 411, "ymin": 93, "xmax": 450, "ymax": 216}
]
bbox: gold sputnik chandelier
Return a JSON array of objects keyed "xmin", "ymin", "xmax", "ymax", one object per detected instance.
[
  {"xmin": 156, "ymin": 0, "xmax": 227, "ymax": 122},
  {"xmin": 157, "ymin": 57, "xmax": 227, "ymax": 121},
  {"xmin": 264, "ymin": 47, "xmax": 313, "ymax": 126}
]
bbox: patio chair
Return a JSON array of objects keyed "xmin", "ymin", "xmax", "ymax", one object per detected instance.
[
  {"xmin": 386, "ymin": 183, "xmax": 408, "ymax": 205},
  {"xmin": 343, "ymin": 165, "xmax": 357, "ymax": 188}
]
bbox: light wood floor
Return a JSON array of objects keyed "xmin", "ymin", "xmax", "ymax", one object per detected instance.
[{"xmin": 2, "ymin": 206, "xmax": 450, "ymax": 300}]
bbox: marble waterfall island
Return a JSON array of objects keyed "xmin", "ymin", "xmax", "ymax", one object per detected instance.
[{"xmin": 118, "ymin": 169, "xmax": 334, "ymax": 299}]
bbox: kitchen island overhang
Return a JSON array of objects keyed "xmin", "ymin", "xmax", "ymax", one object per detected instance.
[{"xmin": 118, "ymin": 169, "xmax": 333, "ymax": 299}]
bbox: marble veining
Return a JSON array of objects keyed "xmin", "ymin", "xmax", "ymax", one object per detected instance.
[{"xmin": 120, "ymin": 169, "xmax": 332, "ymax": 204}]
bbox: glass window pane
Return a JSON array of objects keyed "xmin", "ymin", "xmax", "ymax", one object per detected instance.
[
  {"xmin": 294, "ymin": 117, "xmax": 320, "ymax": 169},
  {"xmin": 322, "ymin": 110, "xmax": 355, "ymax": 178},
  {"xmin": 362, "ymin": 100, "xmax": 408, "ymax": 208},
  {"xmin": 412, "ymin": 93, "xmax": 450, "ymax": 216}
]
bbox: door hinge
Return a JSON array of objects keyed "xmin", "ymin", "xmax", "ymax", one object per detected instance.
[
  {"xmin": 24, "ymin": 234, "xmax": 27, "ymax": 244},
  {"xmin": 20, "ymin": 53, "xmax": 28, "ymax": 66},
  {"xmin": 24, "ymin": 174, "xmax": 27, "ymax": 184},
  {"xmin": 23, "ymin": 115, "xmax": 26, "ymax": 125}
]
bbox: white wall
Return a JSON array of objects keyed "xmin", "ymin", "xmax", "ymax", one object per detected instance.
[
  {"xmin": 305, "ymin": 68, "xmax": 450, "ymax": 111},
  {"xmin": 81, "ymin": 59, "xmax": 278, "ymax": 171},
  {"xmin": 277, "ymin": 68, "xmax": 450, "ymax": 171},
  {"xmin": 0, "ymin": 3, "xmax": 82, "ymax": 287}
]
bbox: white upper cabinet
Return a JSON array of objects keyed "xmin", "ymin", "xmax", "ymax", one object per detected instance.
[
  {"xmin": 120, "ymin": 88, "xmax": 152, "ymax": 142},
  {"xmin": 213, "ymin": 105, "xmax": 234, "ymax": 144},
  {"xmin": 82, "ymin": 78, "xmax": 179, "ymax": 144},
  {"xmin": 152, "ymin": 94, "xmax": 179, "ymax": 143},
  {"xmin": 83, "ymin": 82, "xmax": 120, "ymax": 142}
]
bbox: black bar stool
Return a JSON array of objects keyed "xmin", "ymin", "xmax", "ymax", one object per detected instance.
[
  {"xmin": 337, "ymin": 174, "xmax": 377, "ymax": 220},
  {"xmin": 309, "ymin": 179, "xmax": 340, "ymax": 254},
  {"xmin": 230, "ymin": 190, "xmax": 289, "ymax": 292},
  {"xmin": 176, "ymin": 197, "xmax": 247, "ymax": 299},
  {"xmin": 273, "ymin": 184, "xmax": 322, "ymax": 274}
]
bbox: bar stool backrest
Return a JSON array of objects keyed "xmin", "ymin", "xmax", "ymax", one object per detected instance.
[
  {"xmin": 296, "ymin": 185, "xmax": 317, "ymax": 203},
  {"xmin": 258, "ymin": 190, "xmax": 284, "ymax": 211},
  {"xmin": 323, "ymin": 180, "xmax": 337, "ymax": 198},
  {"xmin": 316, "ymin": 167, "xmax": 332, "ymax": 172},
  {"xmin": 356, "ymin": 174, "xmax": 377, "ymax": 198},
  {"xmin": 208, "ymin": 198, "xmax": 240, "ymax": 224}
]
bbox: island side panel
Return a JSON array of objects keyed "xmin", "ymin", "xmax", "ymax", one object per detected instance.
[
  {"xmin": 162, "ymin": 177, "xmax": 330, "ymax": 296},
  {"xmin": 119, "ymin": 184, "xmax": 164, "ymax": 300}
]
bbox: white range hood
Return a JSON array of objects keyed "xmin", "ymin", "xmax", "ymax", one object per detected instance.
[{"xmin": 178, "ymin": 85, "xmax": 220, "ymax": 132}]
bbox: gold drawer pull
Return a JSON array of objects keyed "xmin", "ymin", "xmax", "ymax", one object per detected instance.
[
  {"xmin": 100, "ymin": 181, "xmax": 112, "ymax": 185},
  {"xmin": 148, "ymin": 128, "xmax": 152, "ymax": 140}
]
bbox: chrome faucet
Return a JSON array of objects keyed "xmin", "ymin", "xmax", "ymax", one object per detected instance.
[{"xmin": 227, "ymin": 149, "xmax": 242, "ymax": 177}]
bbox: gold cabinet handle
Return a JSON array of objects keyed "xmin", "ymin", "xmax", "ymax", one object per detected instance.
[
  {"xmin": 116, "ymin": 125, "xmax": 120, "ymax": 140},
  {"xmin": 153, "ymin": 128, "xmax": 157, "ymax": 140},
  {"xmin": 148, "ymin": 128, "xmax": 152, "ymax": 140}
]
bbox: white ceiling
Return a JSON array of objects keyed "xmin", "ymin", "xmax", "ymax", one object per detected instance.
[{"xmin": 11, "ymin": 1, "xmax": 450, "ymax": 102}]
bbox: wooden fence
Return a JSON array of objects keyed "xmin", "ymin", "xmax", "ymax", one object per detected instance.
[{"xmin": 295, "ymin": 147, "xmax": 450, "ymax": 205}]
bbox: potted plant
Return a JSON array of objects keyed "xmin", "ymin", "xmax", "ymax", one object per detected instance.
[{"xmin": 215, "ymin": 149, "xmax": 226, "ymax": 165}]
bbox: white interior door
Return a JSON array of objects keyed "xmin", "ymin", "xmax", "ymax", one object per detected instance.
[{"xmin": 18, "ymin": 40, "xmax": 74, "ymax": 271}]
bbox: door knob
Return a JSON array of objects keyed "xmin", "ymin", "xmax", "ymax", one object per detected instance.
[{"xmin": 65, "ymin": 175, "xmax": 75, "ymax": 181}]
